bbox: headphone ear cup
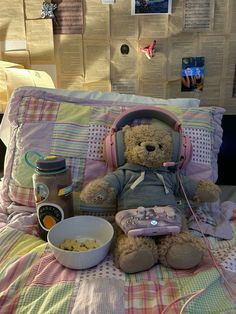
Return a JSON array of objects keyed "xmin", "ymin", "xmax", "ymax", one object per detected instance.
[
  {"xmin": 171, "ymin": 131, "xmax": 181, "ymax": 164},
  {"xmin": 179, "ymin": 135, "xmax": 192, "ymax": 169},
  {"xmin": 171, "ymin": 132, "xmax": 192, "ymax": 169},
  {"xmin": 115, "ymin": 130, "xmax": 125, "ymax": 167},
  {"xmin": 103, "ymin": 132, "xmax": 117, "ymax": 169},
  {"xmin": 103, "ymin": 130, "xmax": 125, "ymax": 169}
]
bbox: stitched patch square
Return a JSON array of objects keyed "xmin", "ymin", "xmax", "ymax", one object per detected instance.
[
  {"xmin": 87, "ymin": 125, "xmax": 109, "ymax": 160},
  {"xmin": 51, "ymin": 123, "xmax": 89, "ymax": 158},
  {"xmin": 18, "ymin": 97, "xmax": 59, "ymax": 123},
  {"xmin": 184, "ymin": 128, "xmax": 211, "ymax": 164}
]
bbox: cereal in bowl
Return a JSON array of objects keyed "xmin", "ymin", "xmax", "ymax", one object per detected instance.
[{"xmin": 59, "ymin": 239, "xmax": 100, "ymax": 251}]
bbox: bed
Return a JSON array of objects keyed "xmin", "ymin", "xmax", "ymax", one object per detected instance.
[{"xmin": 0, "ymin": 86, "xmax": 235, "ymax": 314}]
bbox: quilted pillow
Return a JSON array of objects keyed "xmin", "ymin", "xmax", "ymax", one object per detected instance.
[{"xmin": 0, "ymin": 87, "xmax": 224, "ymax": 215}]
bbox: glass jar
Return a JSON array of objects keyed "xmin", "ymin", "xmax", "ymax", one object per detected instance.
[{"xmin": 26, "ymin": 152, "xmax": 74, "ymax": 241}]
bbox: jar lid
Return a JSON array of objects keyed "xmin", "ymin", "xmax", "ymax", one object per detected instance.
[{"xmin": 36, "ymin": 155, "xmax": 66, "ymax": 172}]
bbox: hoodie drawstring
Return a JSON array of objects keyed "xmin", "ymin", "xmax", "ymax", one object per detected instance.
[{"xmin": 130, "ymin": 171, "xmax": 169, "ymax": 195}]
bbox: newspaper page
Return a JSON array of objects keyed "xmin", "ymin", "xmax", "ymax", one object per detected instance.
[
  {"xmin": 2, "ymin": 50, "xmax": 31, "ymax": 69},
  {"xmin": 82, "ymin": 80, "xmax": 111, "ymax": 92},
  {"xmin": 183, "ymin": 0, "xmax": 214, "ymax": 32},
  {"xmin": 111, "ymin": 79, "xmax": 138, "ymax": 95},
  {"xmin": 199, "ymin": 34, "xmax": 236, "ymax": 108},
  {"xmin": 199, "ymin": 35, "xmax": 224, "ymax": 106},
  {"xmin": 139, "ymin": 38, "xmax": 167, "ymax": 82},
  {"xmin": 53, "ymin": 0, "xmax": 84, "ymax": 34},
  {"xmin": 213, "ymin": 0, "xmax": 228, "ymax": 33},
  {"xmin": 26, "ymin": 19, "xmax": 55, "ymax": 64},
  {"xmin": 199, "ymin": 35, "xmax": 225, "ymax": 79},
  {"xmin": 83, "ymin": 39, "xmax": 110, "ymax": 82},
  {"xmin": 24, "ymin": 0, "xmax": 43, "ymax": 19},
  {"xmin": 139, "ymin": 15, "xmax": 168, "ymax": 38},
  {"xmin": 54, "ymin": 34, "xmax": 84, "ymax": 88},
  {"xmin": 138, "ymin": 80, "xmax": 167, "ymax": 98},
  {"xmin": 199, "ymin": 81, "xmax": 222, "ymax": 106},
  {"xmin": 166, "ymin": 80, "xmax": 191, "ymax": 99},
  {"xmin": 222, "ymin": 37, "xmax": 236, "ymax": 108},
  {"xmin": 167, "ymin": 34, "xmax": 198, "ymax": 80},
  {"xmin": 0, "ymin": 0, "xmax": 25, "ymax": 41},
  {"xmin": 0, "ymin": 40, "xmax": 26, "ymax": 52},
  {"xmin": 110, "ymin": 39, "xmax": 138, "ymax": 80},
  {"xmin": 110, "ymin": 2, "xmax": 138, "ymax": 38},
  {"xmin": 227, "ymin": 0, "xmax": 236, "ymax": 33},
  {"xmin": 168, "ymin": 0, "xmax": 184, "ymax": 35},
  {"xmin": 83, "ymin": 0, "xmax": 110, "ymax": 38},
  {"xmin": 223, "ymin": 62, "xmax": 236, "ymax": 113},
  {"xmin": 221, "ymin": 36, "xmax": 236, "ymax": 82},
  {"xmin": 110, "ymin": 39, "xmax": 138, "ymax": 94},
  {"xmin": 101, "ymin": 0, "xmax": 115, "ymax": 3}
]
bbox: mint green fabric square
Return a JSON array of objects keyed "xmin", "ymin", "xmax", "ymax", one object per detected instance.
[
  {"xmin": 16, "ymin": 284, "xmax": 74, "ymax": 314},
  {"xmin": 57, "ymin": 103, "xmax": 91, "ymax": 124},
  {"xmin": 175, "ymin": 269, "xmax": 234, "ymax": 313}
]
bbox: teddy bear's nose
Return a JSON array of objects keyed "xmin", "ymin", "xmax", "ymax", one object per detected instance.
[{"xmin": 146, "ymin": 145, "xmax": 155, "ymax": 152}]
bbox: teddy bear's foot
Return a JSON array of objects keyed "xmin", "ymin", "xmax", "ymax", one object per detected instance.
[
  {"xmin": 157, "ymin": 232, "xmax": 204, "ymax": 270},
  {"xmin": 164, "ymin": 243, "xmax": 203, "ymax": 269},
  {"xmin": 114, "ymin": 235, "xmax": 158, "ymax": 273},
  {"xmin": 119, "ymin": 248, "xmax": 156, "ymax": 273}
]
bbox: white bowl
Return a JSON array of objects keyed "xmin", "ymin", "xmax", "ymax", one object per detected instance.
[{"xmin": 47, "ymin": 216, "xmax": 114, "ymax": 270}]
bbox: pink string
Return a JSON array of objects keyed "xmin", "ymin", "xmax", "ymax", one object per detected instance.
[{"xmin": 161, "ymin": 288, "xmax": 205, "ymax": 314}]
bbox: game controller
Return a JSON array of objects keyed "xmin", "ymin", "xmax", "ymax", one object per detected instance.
[{"xmin": 115, "ymin": 205, "xmax": 182, "ymax": 237}]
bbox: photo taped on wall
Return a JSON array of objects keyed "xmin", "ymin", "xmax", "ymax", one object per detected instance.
[{"xmin": 131, "ymin": 0, "xmax": 172, "ymax": 15}]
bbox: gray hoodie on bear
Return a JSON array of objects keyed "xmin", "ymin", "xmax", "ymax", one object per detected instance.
[{"xmin": 104, "ymin": 163, "xmax": 198, "ymax": 211}]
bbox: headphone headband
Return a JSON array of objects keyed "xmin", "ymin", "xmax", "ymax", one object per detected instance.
[{"xmin": 111, "ymin": 105, "xmax": 182, "ymax": 132}]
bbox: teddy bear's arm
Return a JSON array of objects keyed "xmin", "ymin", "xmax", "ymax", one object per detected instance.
[
  {"xmin": 194, "ymin": 180, "xmax": 221, "ymax": 203},
  {"xmin": 177, "ymin": 174, "xmax": 220, "ymax": 203},
  {"xmin": 80, "ymin": 178, "xmax": 116, "ymax": 205},
  {"xmin": 80, "ymin": 170, "xmax": 125, "ymax": 205}
]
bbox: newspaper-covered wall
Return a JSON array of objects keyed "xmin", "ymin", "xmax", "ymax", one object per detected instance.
[{"xmin": 0, "ymin": 0, "xmax": 236, "ymax": 113}]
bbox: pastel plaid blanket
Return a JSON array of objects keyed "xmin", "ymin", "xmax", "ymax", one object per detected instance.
[{"xmin": 0, "ymin": 218, "xmax": 235, "ymax": 314}]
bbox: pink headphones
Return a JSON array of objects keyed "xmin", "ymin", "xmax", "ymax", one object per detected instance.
[{"xmin": 103, "ymin": 105, "xmax": 192, "ymax": 170}]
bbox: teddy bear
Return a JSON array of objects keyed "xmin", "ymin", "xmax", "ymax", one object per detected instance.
[{"xmin": 80, "ymin": 123, "xmax": 220, "ymax": 273}]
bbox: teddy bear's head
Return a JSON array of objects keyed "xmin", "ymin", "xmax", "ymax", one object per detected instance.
[{"xmin": 123, "ymin": 124, "xmax": 172, "ymax": 168}]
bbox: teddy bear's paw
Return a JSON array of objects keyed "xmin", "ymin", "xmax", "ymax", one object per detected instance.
[
  {"xmin": 119, "ymin": 248, "xmax": 157, "ymax": 274},
  {"xmin": 195, "ymin": 180, "xmax": 221, "ymax": 203},
  {"xmin": 80, "ymin": 179, "xmax": 116, "ymax": 205},
  {"xmin": 157, "ymin": 232, "xmax": 204, "ymax": 270}
]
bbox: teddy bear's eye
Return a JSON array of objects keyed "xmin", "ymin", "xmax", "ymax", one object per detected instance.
[
  {"xmin": 159, "ymin": 144, "xmax": 163, "ymax": 150},
  {"xmin": 137, "ymin": 142, "xmax": 142, "ymax": 146}
]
